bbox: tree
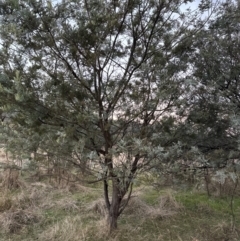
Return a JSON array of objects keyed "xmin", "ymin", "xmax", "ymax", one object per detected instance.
[
  {"xmin": 181, "ymin": 0, "xmax": 240, "ymax": 168},
  {"xmin": 0, "ymin": 0, "xmax": 214, "ymax": 231}
]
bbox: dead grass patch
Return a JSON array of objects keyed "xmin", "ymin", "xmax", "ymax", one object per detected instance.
[
  {"xmin": 86, "ymin": 198, "xmax": 107, "ymax": 216},
  {"xmin": 215, "ymin": 178, "xmax": 240, "ymax": 197},
  {"xmin": 1, "ymin": 168, "xmax": 25, "ymax": 190},
  {"xmin": 0, "ymin": 182, "xmax": 59, "ymax": 234},
  {"xmin": 0, "ymin": 186, "xmax": 45, "ymax": 234},
  {"xmin": 211, "ymin": 221, "xmax": 240, "ymax": 241},
  {"xmin": 0, "ymin": 209, "xmax": 41, "ymax": 234},
  {"xmin": 85, "ymin": 189, "xmax": 182, "ymax": 221},
  {"xmin": 54, "ymin": 197, "xmax": 80, "ymax": 212},
  {"xmin": 12, "ymin": 186, "xmax": 52, "ymax": 209},
  {"xmin": 26, "ymin": 185, "xmax": 82, "ymax": 214},
  {"xmin": 0, "ymin": 194, "xmax": 12, "ymax": 212},
  {"xmin": 38, "ymin": 215, "xmax": 86, "ymax": 241},
  {"xmin": 0, "ymin": 182, "xmax": 82, "ymax": 236},
  {"xmin": 125, "ymin": 190, "xmax": 181, "ymax": 219},
  {"xmin": 40, "ymin": 199, "xmax": 109, "ymax": 241}
]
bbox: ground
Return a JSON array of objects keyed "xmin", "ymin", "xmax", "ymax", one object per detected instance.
[{"xmin": 0, "ymin": 171, "xmax": 240, "ymax": 241}]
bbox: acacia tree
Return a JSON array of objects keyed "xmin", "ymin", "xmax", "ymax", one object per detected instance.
[{"xmin": 0, "ymin": 0, "xmax": 213, "ymax": 231}]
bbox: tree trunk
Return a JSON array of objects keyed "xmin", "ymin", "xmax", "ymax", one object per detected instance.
[{"xmin": 107, "ymin": 180, "xmax": 122, "ymax": 232}]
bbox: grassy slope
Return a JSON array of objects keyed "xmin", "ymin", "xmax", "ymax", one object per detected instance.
[{"xmin": 0, "ymin": 178, "xmax": 240, "ymax": 241}]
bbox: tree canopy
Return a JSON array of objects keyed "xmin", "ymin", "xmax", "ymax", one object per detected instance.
[
  {"xmin": 180, "ymin": 0, "xmax": 240, "ymax": 168},
  {"xmin": 0, "ymin": 0, "xmax": 231, "ymax": 231}
]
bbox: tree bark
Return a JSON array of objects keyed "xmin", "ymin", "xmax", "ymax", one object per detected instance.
[
  {"xmin": 107, "ymin": 179, "xmax": 122, "ymax": 232},
  {"xmin": 105, "ymin": 154, "xmax": 140, "ymax": 232}
]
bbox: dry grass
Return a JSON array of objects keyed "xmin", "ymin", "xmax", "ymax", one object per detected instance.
[
  {"xmin": 0, "ymin": 175, "xmax": 239, "ymax": 241},
  {"xmin": 1, "ymin": 168, "xmax": 25, "ymax": 190},
  {"xmin": 0, "ymin": 194, "xmax": 12, "ymax": 212},
  {"xmin": 208, "ymin": 177, "xmax": 240, "ymax": 197},
  {"xmin": 86, "ymin": 198, "xmax": 107, "ymax": 216},
  {"xmin": 38, "ymin": 215, "xmax": 86, "ymax": 241},
  {"xmin": 124, "ymin": 196, "xmax": 179, "ymax": 218},
  {"xmin": 85, "ymin": 189, "xmax": 181, "ymax": 220},
  {"xmin": 0, "ymin": 149, "xmax": 7, "ymax": 163},
  {"xmin": 0, "ymin": 185, "xmax": 45, "ymax": 234},
  {"xmin": 0, "ymin": 181, "xmax": 85, "ymax": 237},
  {"xmin": 0, "ymin": 209, "xmax": 41, "ymax": 234}
]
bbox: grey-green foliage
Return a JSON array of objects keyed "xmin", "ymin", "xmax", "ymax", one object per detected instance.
[
  {"xmin": 173, "ymin": 0, "xmax": 240, "ymax": 169},
  {"xmin": 0, "ymin": 0, "xmax": 215, "ymax": 229}
]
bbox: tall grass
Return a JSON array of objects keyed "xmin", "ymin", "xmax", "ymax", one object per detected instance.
[{"xmin": 0, "ymin": 175, "xmax": 239, "ymax": 240}]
